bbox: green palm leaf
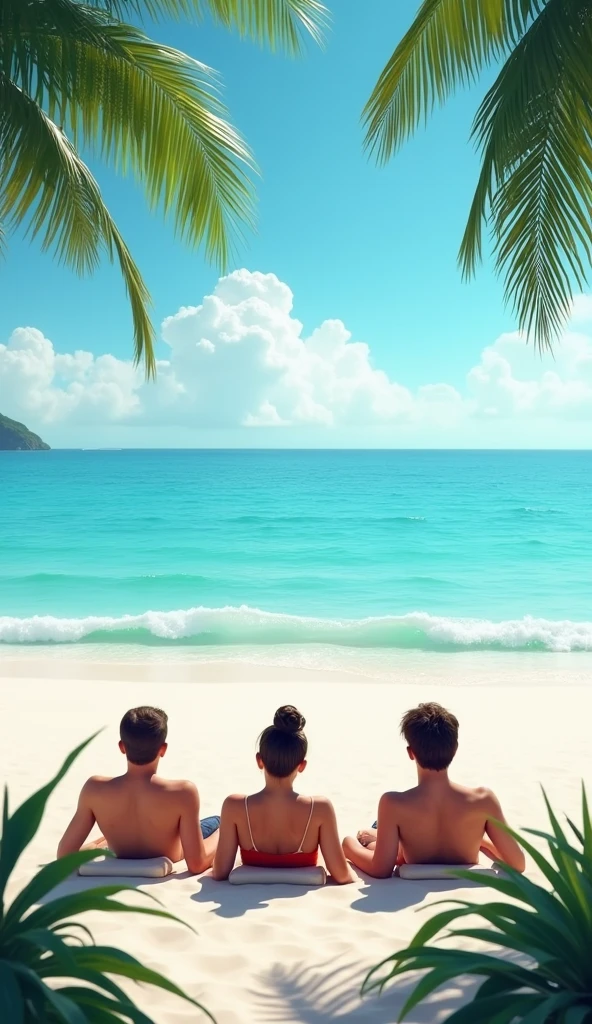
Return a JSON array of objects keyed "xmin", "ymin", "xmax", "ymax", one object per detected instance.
[
  {"xmin": 0, "ymin": 735, "xmax": 213, "ymax": 1022},
  {"xmin": 364, "ymin": 0, "xmax": 592, "ymax": 355},
  {"xmin": 363, "ymin": 787, "xmax": 592, "ymax": 1023},
  {"xmin": 363, "ymin": 0, "xmax": 543, "ymax": 162},
  {"xmin": 0, "ymin": 74, "xmax": 156, "ymax": 375},
  {"xmin": 0, "ymin": 0, "xmax": 326, "ymax": 374},
  {"xmin": 459, "ymin": 0, "xmax": 592, "ymax": 351},
  {"xmin": 0, "ymin": 733, "xmax": 100, "ymax": 907},
  {"xmin": 86, "ymin": 0, "xmax": 329, "ymax": 52}
]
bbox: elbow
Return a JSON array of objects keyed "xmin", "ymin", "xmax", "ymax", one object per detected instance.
[
  {"xmin": 372, "ymin": 867, "xmax": 395, "ymax": 879},
  {"xmin": 186, "ymin": 857, "xmax": 209, "ymax": 876}
]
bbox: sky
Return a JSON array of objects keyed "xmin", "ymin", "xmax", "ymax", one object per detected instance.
[{"xmin": 2, "ymin": 0, "xmax": 592, "ymax": 448}]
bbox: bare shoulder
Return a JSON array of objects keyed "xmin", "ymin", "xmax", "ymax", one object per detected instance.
[
  {"xmin": 78, "ymin": 775, "xmax": 114, "ymax": 807},
  {"xmin": 380, "ymin": 790, "xmax": 407, "ymax": 808},
  {"xmin": 154, "ymin": 777, "xmax": 197, "ymax": 792},
  {"xmin": 82, "ymin": 775, "xmax": 114, "ymax": 792},
  {"xmin": 221, "ymin": 794, "xmax": 247, "ymax": 817},
  {"xmin": 155, "ymin": 778, "xmax": 200, "ymax": 804},
  {"xmin": 222, "ymin": 793, "xmax": 247, "ymax": 807},
  {"xmin": 466, "ymin": 785, "xmax": 502, "ymax": 811},
  {"xmin": 311, "ymin": 795, "xmax": 335, "ymax": 817}
]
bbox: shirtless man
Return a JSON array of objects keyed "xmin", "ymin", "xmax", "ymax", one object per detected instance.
[
  {"xmin": 57, "ymin": 706, "xmax": 219, "ymax": 874},
  {"xmin": 342, "ymin": 702, "xmax": 525, "ymax": 878}
]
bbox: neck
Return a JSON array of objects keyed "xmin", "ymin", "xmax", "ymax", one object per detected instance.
[
  {"xmin": 263, "ymin": 771, "xmax": 296, "ymax": 793},
  {"xmin": 416, "ymin": 766, "xmax": 451, "ymax": 787},
  {"xmin": 126, "ymin": 758, "xmax": 160, "ymax": 778}
]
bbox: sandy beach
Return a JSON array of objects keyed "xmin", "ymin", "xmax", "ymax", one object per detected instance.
[{"xmin": 1, "ymin": 658, "xmax": 591, "ymax": 1023}]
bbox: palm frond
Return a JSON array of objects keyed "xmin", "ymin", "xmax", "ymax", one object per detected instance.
[
  {"xmin": 5, "ymin": 3, "xmax": 256, "ymax": 269},
  {"xmin": 363, "ymin": 0, "xmax": 545, "ymax": 163},
  {"xmin": 0, "ymin": 78, "xmax": 156, "ymax": 374},
  {"xmin": 83, "ymin": 0, "xmax": 329, "ymax": 52},
  {"xmin": 459, "ymin": 0, "xmax": 592, "ymax": 351},
  {"xmin": 0, "ymin": 736, "xmax": 213, "ymax": 1021},
  {"xmin": 0, "ymin": 0, "xmax": 324, "ymax": 374},
  {"xmin": 363, "ymin": 786, "xmax": 592, "ymax": 1023}
]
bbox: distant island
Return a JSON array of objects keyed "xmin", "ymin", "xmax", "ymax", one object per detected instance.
[{"xmin": 0, "ymin": 413, "xmax": 50, "ymax": 450}]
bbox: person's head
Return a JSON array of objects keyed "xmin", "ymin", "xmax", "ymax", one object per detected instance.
[
  {"xmin": 400, "ymin": 702, "xmax": 459, "ymax": 771},
  {"xmin": 256, "ymin": 705, "xmax": 308, "ymax": 779},
  {"xmin": 119, "ymin": 706, "xmax": 168, "ymax": 766}
]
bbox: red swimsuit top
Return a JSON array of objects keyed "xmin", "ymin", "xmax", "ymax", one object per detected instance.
[{"xmin": 239, "ymin": 796, "xmax": 318, "ymax": 868}]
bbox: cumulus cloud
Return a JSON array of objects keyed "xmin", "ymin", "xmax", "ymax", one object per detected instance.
[
  {"xmin": 467, "ymin": 330, "xmax": 592, "ymax": 420},
  {"xmin": 2, "ymin": 269, "xmax": 592, "ymax": 439},
  {"xmin": 0, "ymin": 327, "xmax": 141, "ymax": 424}
]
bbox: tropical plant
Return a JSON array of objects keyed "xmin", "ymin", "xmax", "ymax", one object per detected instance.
[
  {"xmin": 0, "ymin": 0, "xmax": 327, "ymax": 375},
  {"xmin": 364, "ymin": 0, "xmax": 592, "ymax": 354},
  {"xmin": 363, "ymin": 786, "xmax": 592, "ymax": 1023},
  {"xmin": 0, "ymin": 733, "xmax": 213, "ymax": 1022}
]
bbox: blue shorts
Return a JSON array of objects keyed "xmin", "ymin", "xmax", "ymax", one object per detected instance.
[
  {"xmin": 200, "ymin": 815, "xmax": 220, "ymax": 839},
  {"xmin": 372, "ymin": 821, "xmax": 377, "ymax": 829}
]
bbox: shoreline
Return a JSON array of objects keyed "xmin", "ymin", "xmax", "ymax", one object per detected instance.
[{"xmin": 2, "ymin": 645, "xmax": 592, "ymax": 686}]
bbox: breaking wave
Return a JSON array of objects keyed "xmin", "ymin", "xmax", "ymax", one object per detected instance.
[{"xmin": 0, "ymin": 606, "xmax": 591, "ymax": 652}]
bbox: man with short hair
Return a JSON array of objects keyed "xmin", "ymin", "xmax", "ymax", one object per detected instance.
[
  {"xmin": 342, "ymin": 701, "xmax": 525, "ymax": 878},
  {"xmin": 57, "ymin": 706, "xmax": 219, "ymax": 874}
]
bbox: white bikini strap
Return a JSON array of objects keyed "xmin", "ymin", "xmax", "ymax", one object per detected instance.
[
  {"xmin": 297, "ymin": 797, "xmax": 315, "ymax": 853},
  {"xmin": 244, "ymin": 796, "xmax": 258, "ymax": 852}
]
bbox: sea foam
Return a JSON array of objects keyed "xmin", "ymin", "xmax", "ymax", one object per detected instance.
[{"xmin": 0, "ymin": 606, "xmax": 591, "ymax": 652}]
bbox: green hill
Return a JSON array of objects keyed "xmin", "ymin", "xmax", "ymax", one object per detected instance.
[{"xmin": 0, "ymin": 414, "xmax": 50, "ymax": 450}]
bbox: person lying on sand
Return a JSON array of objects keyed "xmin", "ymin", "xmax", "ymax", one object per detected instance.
[
  {"xmin": 57, "ymin": 705, "xmax": 219, "ymax": 874},
  {"xmin": 212, "ymin": 705, "xmax": 354, "ymax": 883},
  {"xmin": 342, "ymin": 701, "xmax": 526, "ymax": 878}
]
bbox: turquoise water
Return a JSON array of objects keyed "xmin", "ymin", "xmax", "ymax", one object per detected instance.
[{"xmin": 1, "ymin": 449, "xmax": 592, "ymax": 651}]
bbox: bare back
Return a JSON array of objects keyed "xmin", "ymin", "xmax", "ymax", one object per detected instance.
[
  {"xmin": 237, "ymin": 791, "xmax": 319, "ymax": 855},
  {"xmin": 86, "ymin": 774, "xmax": 193, "ymax": 861},
  {"xmin": 390, "ymin": 782, "xmax": 499, "ymax": 864},
  {"xmin": 212, "ymin": 789, "xmax": 353, "ymax": 883}
]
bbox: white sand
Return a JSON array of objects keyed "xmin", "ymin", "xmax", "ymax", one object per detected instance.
[{"xmin": 1, "ymin": 660, "xmax": 591, "ymax": 1023}]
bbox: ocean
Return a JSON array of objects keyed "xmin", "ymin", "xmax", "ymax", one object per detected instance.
[{"xmin": 2, "ymin": 449, "xmax": 592, "ymax": 670}]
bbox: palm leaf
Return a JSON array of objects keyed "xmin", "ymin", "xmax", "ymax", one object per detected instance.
[
  {"xmin": 8, "ymin": 3, "xmax": 256, "ymax": 266},
  {"xmin": 363, "ymin": 788, "xmax": 592, "ymax": 1022},
  {"xmin": 0, "ymin": 0, "xmax": 325, "ymax": 374},
  {"xmin": 4, "ymin": 849, "xmax": 115, "ymax": 929},
  {"xmin": 364, "ymin": 0, "xmax": 592, "ymax": 356},
  {"xmin": 0, "ymin": 78, "xmax": 156, "ymax": 375},
  {"xmin": 84, "ymin": 0, "xmax": 329, "ymax": 52},
  {"xmin": 0, "ymin": 733, "xmax": 100, "ymax": 907},
  {"xmin": 363, "ymin": 0, "xmax": 544, "ymax": 162},
  {"xmin": 459, "ymin": 0, "xmax": 592, "ymax": 351},
  {"xmin": 0, "ymin": 735, "xmax": 213, "ymax": 1021},
  {"xmin": 0, "ymin": 961, "xmax": 24, "ymax": 1024}
]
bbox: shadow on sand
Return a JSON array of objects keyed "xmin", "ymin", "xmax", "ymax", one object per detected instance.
[
  {"xmin": 349, "ymin": 870, "xmax": 489, "ymax": 915},
  {"xmin": 251, "ymin": 958, "xmax": 479, "ymax": 1023}
]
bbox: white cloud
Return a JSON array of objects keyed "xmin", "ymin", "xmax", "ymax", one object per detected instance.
[
  {"xmin": 467, "ymin": 330, "xmax": 592, "ymax": 420},
  {"xmin": 571, "ymin": 293, "xmax": 592, "ymax": 324},
  {"xmin": 0, "ymin": 327, "xmax": 141, "ymax": 424},
  {"xmin": 3, "ymin": 270, "xmax": 592, "ymax": 442}
]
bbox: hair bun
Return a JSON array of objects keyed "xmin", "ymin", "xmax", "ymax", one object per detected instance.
[{"xmin": 273, "ymin": 705, "xmax": 305, "ymax": 734}]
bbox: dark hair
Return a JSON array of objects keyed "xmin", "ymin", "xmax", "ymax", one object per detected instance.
[
  {"xmin": 120, "ymin": 706, "xmax": 168, "ymax": 766},
  {"xmin": 401, "ymin": 702, "xmax": 459, "ymax": 771},
  {"xmin": 258, "ymin": 705, "xmax": 308, "ymax": 778}
]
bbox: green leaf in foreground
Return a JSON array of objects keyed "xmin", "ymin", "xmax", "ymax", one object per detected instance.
[
  {"xmin": 0, "ymin": 733, "xmax": 214, "ymax": 1022},
  {"xmin": 363, "ymin": 786, "xmax": 592, "ymax": 1022}
]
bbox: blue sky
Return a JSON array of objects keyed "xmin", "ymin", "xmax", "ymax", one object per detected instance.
[{"xmin": 2, "ymin": 1, "xmax": 592, "ymax": 447}]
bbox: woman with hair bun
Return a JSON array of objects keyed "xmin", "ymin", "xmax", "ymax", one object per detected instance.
[{"xmin": 213, "ymin": 706, "xmax": 353, "ymax": 883}]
